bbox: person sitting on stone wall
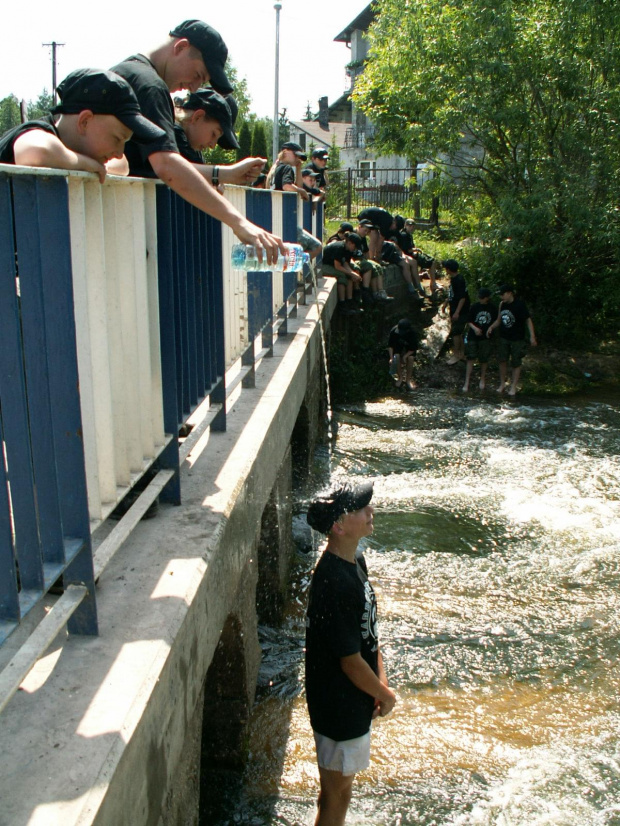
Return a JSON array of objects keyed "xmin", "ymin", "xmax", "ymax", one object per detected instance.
[
  {"xmin": 355, "ymin": 219, "xmax": 392, "ymax": 304},
  {"xmin": 320, "ymin": 232, "xmax": 365, "ymax": 314},
  {"xmin": 380, "ymin": 238, "xmax": 426, "ymax": 298},
  {"xmin": 326, "ymin": 221, "xmax": 354, "ymax": 245},
  {"xmin": 398, "ymin": 217, "xmax": 439, "ymax": 294}
]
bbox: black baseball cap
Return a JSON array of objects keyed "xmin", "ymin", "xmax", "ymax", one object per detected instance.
[
  {"xmin": 312, "ymin": 147, "xmax": 329, "ymax": 159},
  {"xmin": 340, "ymin": 221, "xmax": 354, "ymax": 232},
  {"xmin": 358, "ymin": 218, "xmax": 374, "ymax": 228},
  {"xmin": 307, "ymin": 480, "xmax": 374, "ymax": 534},
  {"xmin": 170, "ymin": 20, "xmax": 233, "ymax": 95},
  {"xmin": 498, "ymin": 283, "xmax": 515, "ymax": 295},
  {"xmin": 224, "ymin": 94, "xmax": 238, "ymax": 126},
  {"xmin": 442, "ymin": 259, "xmax": 459, "ymax": 272},
  {"xmin": 346, "ymin": 231, "xmax": 363, "ymax": 248},
  {"xmin": 52, "ymin": 69, "xmax": 166, "ymax": 143},
  {"xmin": 281, "ymin": 141, "xmax": 307, "ymax": 160},
  {"xmin": 302, "ymin": 167, "xmax": 319, "ymax": 177},
  {"xmin": 181, "ymin": 88, "xmax": 239, "ymax": 150},
  {"xmin": 478, "ymin": 287, "xmax": 492, "ymax": 298}
]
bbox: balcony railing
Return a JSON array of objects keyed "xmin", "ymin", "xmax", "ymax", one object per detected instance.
[{"xmin": 0, "ymin": 164, "xmax": 322, "ymax": 664}]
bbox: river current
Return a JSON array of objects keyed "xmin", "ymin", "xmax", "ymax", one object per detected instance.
[{"xmin": 211, "ymin": 389, "xmax": 620, "ymax": 825}]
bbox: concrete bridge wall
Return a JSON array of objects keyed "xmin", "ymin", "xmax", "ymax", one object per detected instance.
[{"xmin": 0, "ymin": 279, "xmax": 336, "ymax": 826}]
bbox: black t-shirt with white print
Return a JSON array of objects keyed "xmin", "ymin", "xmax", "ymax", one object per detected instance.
[
  {"xmin": 465, "ymin": 301, "xmax": 497, "ymax": 342},
  {"xmin": 498, "ymin": 298, "xmax": 530, "ymax": 341},
  {"xmin": 305, "ymin": 549, "xmax": 379, "ymax": 741}
]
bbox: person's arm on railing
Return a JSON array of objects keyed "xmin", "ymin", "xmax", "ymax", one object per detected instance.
[
  {"xmin": 149, "ymin": 150, "xmax": 286, "ymax": 263},
  {"xmin": 13, "ymin": 130, "xmax": 107, "ymax": 183},
  {"xmin": 106, "ymin": 156, "xmax": 130, "ymax": 176},
  {"xmin": 189, "ymin": 157, "xmax": 268, "ymax": 186}
]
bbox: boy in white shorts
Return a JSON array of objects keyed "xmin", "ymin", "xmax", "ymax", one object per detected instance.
[{"xmin": 306, "ymin": 480, "xmax": 396, "ymax": 825}]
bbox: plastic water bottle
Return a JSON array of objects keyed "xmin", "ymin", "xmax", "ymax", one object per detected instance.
[{"xmin": 231, "ymin": 243, "xmax": 310, "ymax": 272}]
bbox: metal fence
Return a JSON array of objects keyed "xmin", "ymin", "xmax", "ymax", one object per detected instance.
[
  {"xmin": 326, "ymin": 166, "xmax": 455, "ymax": 223},
  {"xmin": 0, "ymin": 166, "xmax": 320, "ymax": 659}
]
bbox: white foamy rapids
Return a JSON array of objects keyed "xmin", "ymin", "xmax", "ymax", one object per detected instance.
[{"xmin": 449, "ymin": 737, "xmax": 620, "ymax": 826}]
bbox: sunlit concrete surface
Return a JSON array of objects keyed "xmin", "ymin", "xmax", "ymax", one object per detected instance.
[{"xmin": 0, "ymin": 278, "xmax": 336, "ymax": 826}]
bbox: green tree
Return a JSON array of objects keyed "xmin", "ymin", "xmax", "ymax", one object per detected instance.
[
  {"xmin": 236, "ymin": 121, "xmax": 252, "ymax": 161},
  {"xmin": 27, "ymin": 89, "xmax": 54, "ymax": 121},
  {"xmin": 251, "ymin": 122, "xmax": 268, "ymax": 161},
  {"xmin": 0, "ymin": 95, "xmax": 21, "ymax": 133},
  {"xmin": 355, "ymin": 0, "xmax": 620, "ymax": 344}
]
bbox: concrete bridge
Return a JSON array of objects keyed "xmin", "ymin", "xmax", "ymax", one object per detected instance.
[{"xmin": 0, "ymin": 164, "xmax": 335, "ymax": 825}]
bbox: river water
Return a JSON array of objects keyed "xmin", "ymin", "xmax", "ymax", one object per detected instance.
[{"xmin": 211, "ymin": 389, "xmax": 620, "ymax": 826}]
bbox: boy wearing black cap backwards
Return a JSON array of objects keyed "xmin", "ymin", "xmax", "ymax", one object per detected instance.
[
  {"xmin": 0, "ymin": 68, "xmax": 165, "ymax": 182},
  {"xmin": 306, "ymin": 480, "xmax": 396, "ymax": 826},
  {"xmin": 111, "ymin": 20, "xmax": 284, "ymax": 264}
]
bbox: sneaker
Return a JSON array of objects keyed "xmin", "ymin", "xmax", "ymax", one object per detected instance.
[{"xmin": 376, "ymin": 290, "xmax": 394, "ymax": 302}]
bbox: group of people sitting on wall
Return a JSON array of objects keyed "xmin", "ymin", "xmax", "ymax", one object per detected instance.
[
  {"xmin": 318, "ymin": 207, "xmax": 440, "ymax": 315},
  {"xmin": 389, "ymin": 260, "xmax": 537, "ymax": 397}
]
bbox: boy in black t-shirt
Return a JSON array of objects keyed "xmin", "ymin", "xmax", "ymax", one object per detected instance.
[
  {"xmin": 321, "ymin": 234, "xmax": 364, "ymax": 314},
  {"xmin": 443, "ymin": 259, "xmax": 471, "ymax": 365},
  {"xmin": 306, "ymin": 481, "xmax": 396, "ymax": 826},
  {"xmin": 388, "ymin": 318, "xmax": 419, "ymax": 391},
  {"xmin": 486, "ymin": 284, "xmax": 537, "ymax": 396},
  {"xmin": 111, "ymin": 20, "xmax": 285, "ymax": 264},
  {"xmin": 462, "ymin": 288, "xmax": 497, "ymax": 392},
  {"xmin": 0, "ymin": 68, "xmax": 164, "ymax": 181}
]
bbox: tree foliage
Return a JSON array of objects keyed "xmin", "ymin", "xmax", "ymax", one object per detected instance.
[
  {"xmin": 355, "ymin": 0, "xmax": 620, "ymax": 344},
  {"xmin": 0, "ymin": 95, "xmax": 21, "ymax": 133},
  {"xmin": 236, "ymin": 122, "xmax": 253, "ymax": 160},
  {"xmin": 251, "ymin": 122, "xmax": 268, "ymax": 161},
  {"xmin": 27, "ymin": 90, "xmax": 54, "ymax": 121}
]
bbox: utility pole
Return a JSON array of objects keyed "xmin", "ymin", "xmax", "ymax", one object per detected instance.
[
  {"xmin": 272, "ymin": 3, "xmax": 282, "ymax": 163},
  {"xmin": 42, "ymin": 41, "xmax": 65, "ymax": 104}
]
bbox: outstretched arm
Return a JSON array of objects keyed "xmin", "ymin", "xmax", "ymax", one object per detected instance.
[{"xmin": 149, "ymin": 150, "xmax": 286, "ymax": 263}]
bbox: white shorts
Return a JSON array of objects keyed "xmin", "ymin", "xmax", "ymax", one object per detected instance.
[{"xmin": 313, "ymin": 730, "xmax": 371, "ymax": 776}]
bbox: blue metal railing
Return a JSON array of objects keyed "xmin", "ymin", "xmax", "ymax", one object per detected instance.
[
  {"xmin": 0, "ymin": 171, "xmax": 97, "ymax": 643},
  {"xmin": 0, "ymin": 171, "xmax": 322, "ymax": 648}
]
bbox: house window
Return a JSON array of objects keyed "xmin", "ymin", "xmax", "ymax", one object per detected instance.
[
  {"xmin": 299, "ymin": 134, "xmax": 306, "ymax": 151},
  {"xmin": 358, "ymin": 161, "xmax": 376, "ymax": 180}
]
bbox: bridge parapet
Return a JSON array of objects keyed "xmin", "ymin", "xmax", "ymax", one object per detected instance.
[{"xmin": 0, "ymin": 163, "xmax": 322, "ymax": 658}]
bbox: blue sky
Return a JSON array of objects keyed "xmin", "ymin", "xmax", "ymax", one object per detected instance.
[{"xmin": 1, "ymin": 0, "xmax": 367, "ymax": 119}]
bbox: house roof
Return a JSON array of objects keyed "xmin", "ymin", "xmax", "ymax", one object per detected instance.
[
  {"xmin": 289, "ymin": 121, "xmax": 351, "ymax": 149},
  {"xmin": 334, "ymin": 3, "xmax": 376, "ymax": 43}
]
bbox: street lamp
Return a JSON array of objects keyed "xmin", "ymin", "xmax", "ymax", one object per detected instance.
[{"xmin": 273, "ymin": 2, "xmax": 282, "ymax": 163}]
